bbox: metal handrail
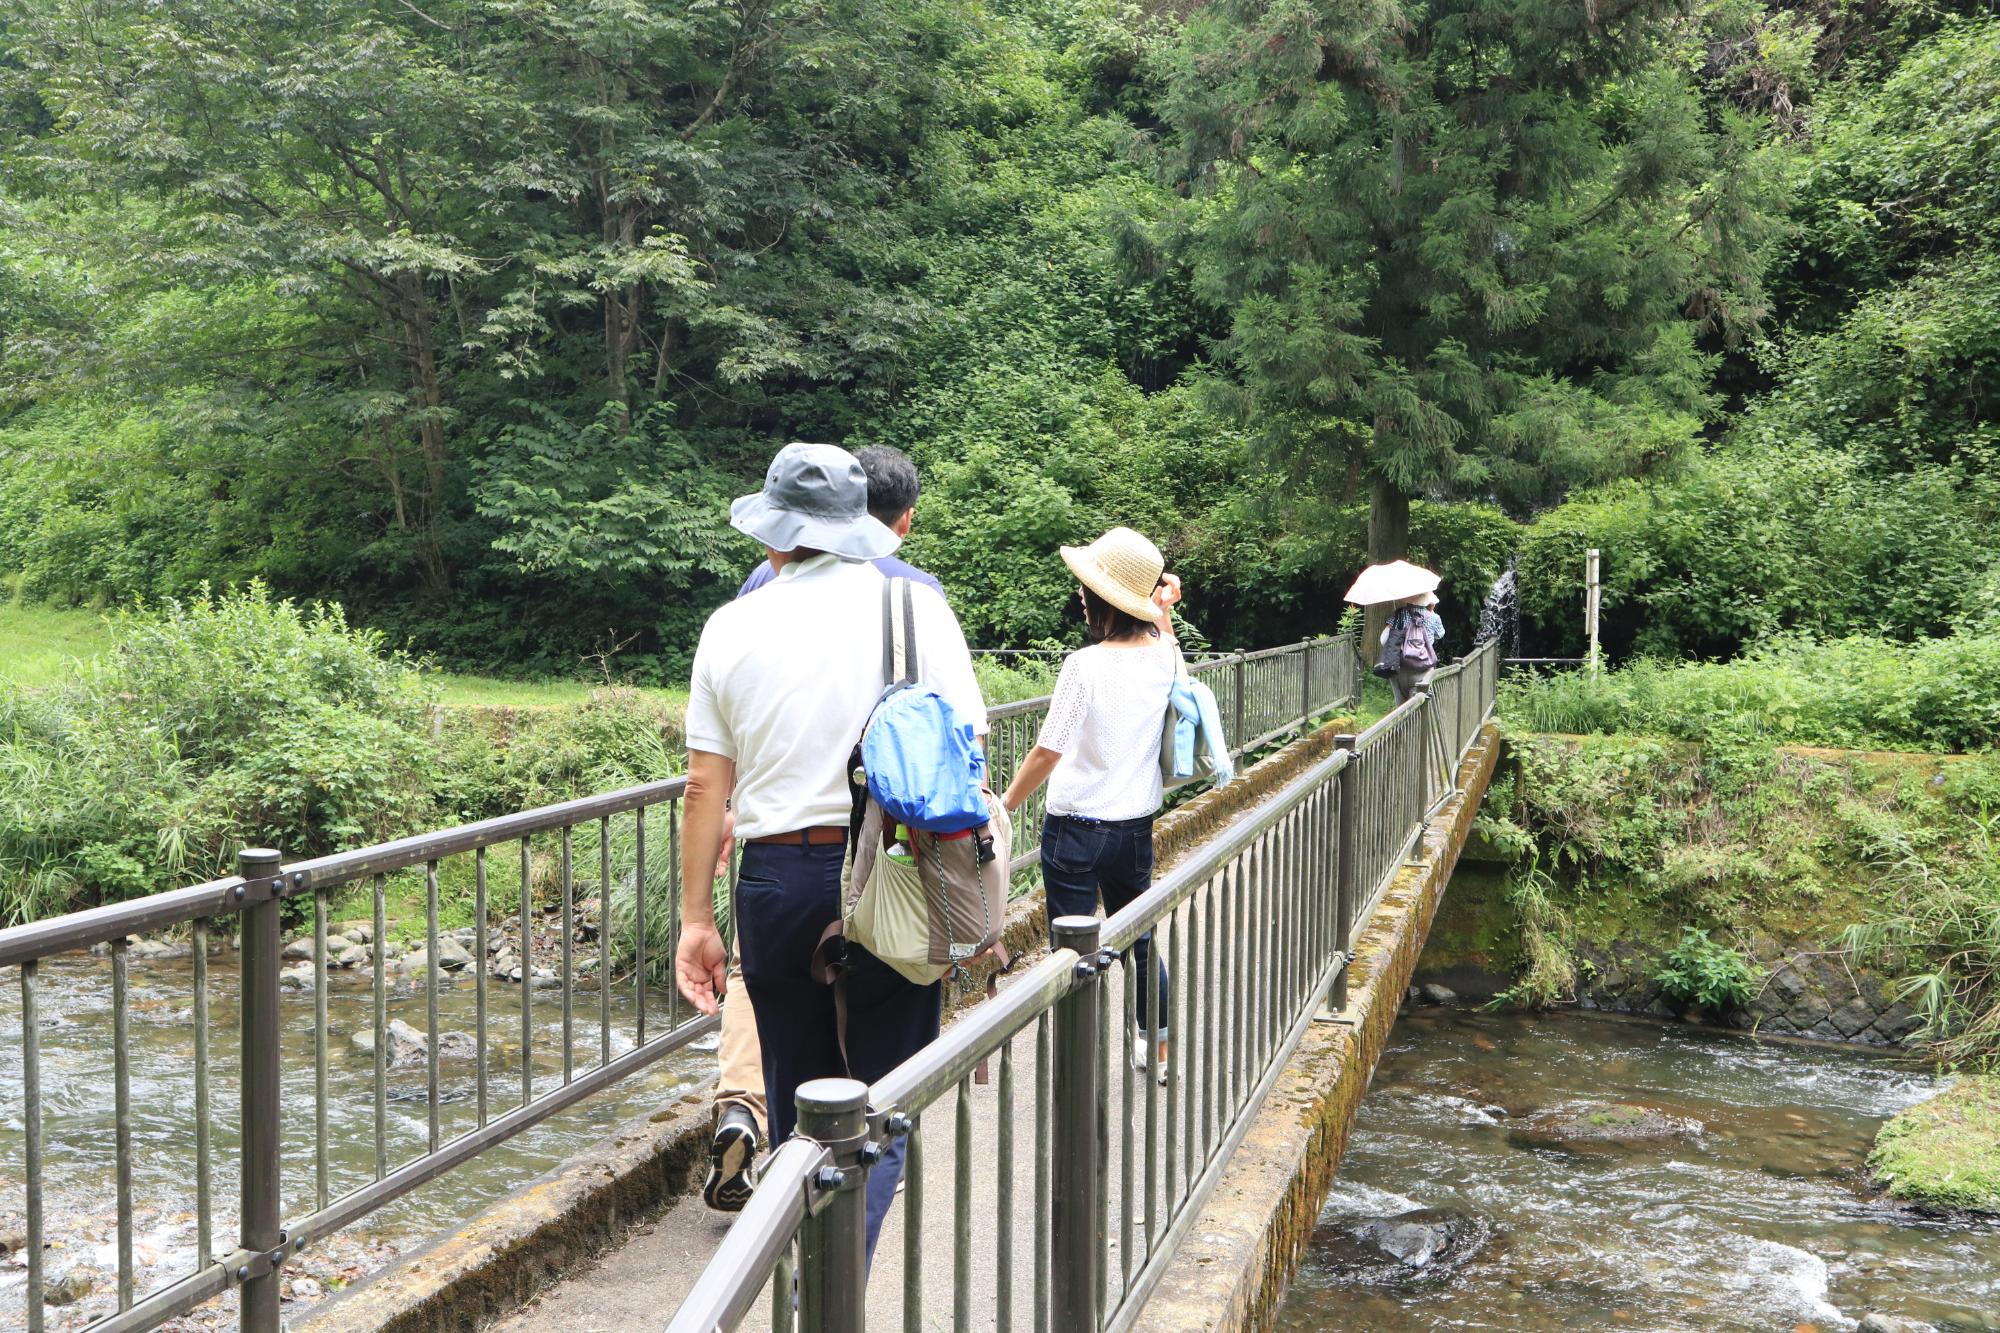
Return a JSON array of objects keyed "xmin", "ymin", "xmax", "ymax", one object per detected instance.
[
  {"xmin": 661, "ymin": 636, "xmax": 1499, "ymax": 1333},
  {"xmin": 0, "ymin": 632, "xmax": 1360, "ymax": 1333}
]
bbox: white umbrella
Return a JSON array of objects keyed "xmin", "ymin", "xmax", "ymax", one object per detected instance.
[{"xmin": 1343, "ymin": 560, "xmax": 1441, "ymax": 606}]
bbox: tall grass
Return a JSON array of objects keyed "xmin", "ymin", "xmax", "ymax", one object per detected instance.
[
  {"xmin": 1502, "ymin": 632, "xmax": 2000, "ymax": 753},
  {"xmin": 1842, "ymin": 812, "xmax": 2000, "ymax": 1067}
]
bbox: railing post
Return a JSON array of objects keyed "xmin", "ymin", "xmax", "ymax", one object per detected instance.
[
  {"xmin": 1231, "ymin": 654, "xmax": 1247, "ymax": 754},
  {"xmin": 1049, "ymin": 916, "xmax": 1103, "ymax": 1333},
  {"xmin": 796, "ymin": 1078, "xmax": 870, "ymax": 1333},
  {"xmin": 1299, "ymin": 639, "xmax": 1312, "ymax": 722},
  {"xmin": 237, "ymin": 847, "xmax": 285, "ymax": 1333},
  {"xmin": 1412, "ymin": 681, "xmax": 1441, "ymax": 812},
  {"xmin": 1329, "ymin": 739, "xmax": 1359, "ymax": 1014}
]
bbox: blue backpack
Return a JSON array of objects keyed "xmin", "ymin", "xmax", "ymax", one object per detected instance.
[{"xmin": 859, "ymin": 579, "xmax": 990, "ymax": 833}]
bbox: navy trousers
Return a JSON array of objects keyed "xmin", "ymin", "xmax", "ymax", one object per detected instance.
[
  {"xmin": 1040, "ymin": 813, "xmax": 1171, "ymax": 1037},
  {"xmin": 735, "ymin": 839, "xmax": 942, "ymax": 1266}
]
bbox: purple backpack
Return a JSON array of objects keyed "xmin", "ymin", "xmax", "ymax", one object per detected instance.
[{"xmin": 1397, "ymin": 609, "xmax": 1436, "ymax": 671}]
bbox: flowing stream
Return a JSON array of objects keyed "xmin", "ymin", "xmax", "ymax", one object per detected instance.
[
  {"xmin": 0, "ymin": 947, "xmax": 711, "ymax": 1331},
  {"xmin": 1280, "ymin": 1009, "xmax": 2000, "ymax": 1332}
]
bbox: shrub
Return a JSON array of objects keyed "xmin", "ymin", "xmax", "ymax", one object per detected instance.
[
  {"xmin": 429, "ymin": 690, "xmax": 683, "ymax": 823},
  {"xmin": 1654, "ymin": 927, "xmax": 1762, "ymax": 1014},
  {"xmin": 0, "ymin": 584, "xmax": 438, "ymax": 919}
]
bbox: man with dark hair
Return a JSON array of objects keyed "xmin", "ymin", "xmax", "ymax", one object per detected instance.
[
  {"xmin": 701, "ymin": 442, "xmax": 952, "ymax": 1216},
  {"xmin": 735, "ymin": 444, "xmax": 941, "ymax": 597},
  {"xmin": 681, "ymin": 443, "xmax": 985, "ymax": 1263}
]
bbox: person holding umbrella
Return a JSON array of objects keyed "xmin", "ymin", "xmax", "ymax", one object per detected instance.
[
  {"xmin": 1382, "ymin": 591, "xmax": 1445, "ymax": 705},
  {"xmin": 1344, "ymin": 560, "xmax": 1446, "ymax": 706}
]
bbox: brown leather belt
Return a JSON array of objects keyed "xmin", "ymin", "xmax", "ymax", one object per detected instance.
[{"xmin": 746, "ymin": 826, "xmax": 848, "ymax": 847}]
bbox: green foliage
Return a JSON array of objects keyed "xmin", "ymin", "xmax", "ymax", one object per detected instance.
[
  {"xmin": 1869, "ymin": 1075, "xmax": 2000, "ymax": 1211},
  {"xmin": 0, "ymin": 584, "xmax": 437, "ymax": 918},
  {"xmin": 1841, "ymin": 813, "xmax": 2000, "ymax": 1066},
  {"xmin": 1491, "ymin": 858, "xmax": 1577, "ymax": 1010},
  {"xmin": 1501, "ymin": 633, "xmax": 2000, "ymax": 753},
  {"xmin": 1153, "ymin": 0, "xmax": 1787, "ymax": 564},
  {"xmin": 1654, "ymin": 927, "xmax": 1762, "ymax": 1014},
  {"xmin": 428, "ymin": 690, "xmax": 683, "ymax": 825}
]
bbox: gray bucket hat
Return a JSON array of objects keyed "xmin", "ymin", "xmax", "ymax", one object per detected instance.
[{"xmin": 729, "ymin": 442, "xmax": 901, "ymax": 561}]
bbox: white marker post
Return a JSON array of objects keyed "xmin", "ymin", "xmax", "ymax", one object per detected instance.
[{"xmin": 1585, "ymin": 547, "xmax": 1602, "ymax": 675}]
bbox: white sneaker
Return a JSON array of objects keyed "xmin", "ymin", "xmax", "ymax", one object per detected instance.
[{"xmin": 1130, "ymin": 1037, "xmax": 1168, "ymax": 1085}]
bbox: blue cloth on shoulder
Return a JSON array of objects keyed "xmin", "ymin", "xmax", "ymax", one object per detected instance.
[{"xmin": 1165, "ymin": 675, "xmax": 1234, "ymax": 787}]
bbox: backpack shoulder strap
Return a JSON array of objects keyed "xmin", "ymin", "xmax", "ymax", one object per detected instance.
[
  {"xmin": 884, "ymin": 577, "xmax": 917, "ymax": 686},
  {"xmin": 881, "ymin": 577, "xmax": 897, "ymax": 686}
]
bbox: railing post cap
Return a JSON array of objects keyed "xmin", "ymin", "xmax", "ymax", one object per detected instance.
[
  {"xmin": 794, "ymin": 1077, "xmax": 870, "ymax": 1117},
  {"xmin": 1333, "ymin": 733, "xmax": 1359, "ymax": 751},
  {"xmin": 1050, "ymin": 915, "xmax": 1102, "ymax": 949},
  {"xmin": 237, "ymin": 847, "xmax": 282, "ymax": 869}
]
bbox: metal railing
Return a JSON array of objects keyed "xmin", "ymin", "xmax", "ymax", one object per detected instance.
[
  {"xmin": 0, "ymin": 633, "xmax": 1359, "ymax": 1333},
  {"xmin": 1, "ymin": 777, "xmax": 714, "ymax": 1332},
  {"xmin": 664, "ymin": 638, "xmax": 1499, "ymax": 1333},
  {"xmin": 984, "ymin": 636, "xmax": 1359, "ymax": 870}
]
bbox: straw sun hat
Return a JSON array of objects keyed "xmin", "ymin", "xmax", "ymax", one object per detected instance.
[{"xmin": 1060, "ymin": 527, "xmax": 1165, "ymax": 623}]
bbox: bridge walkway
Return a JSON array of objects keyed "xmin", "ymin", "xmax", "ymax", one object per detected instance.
[{"xmin": 503, "ymin": 652, "xmax": 1500, "ymax": 1333}]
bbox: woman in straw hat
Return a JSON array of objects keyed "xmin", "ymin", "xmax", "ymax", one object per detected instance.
[{"xmin": 1002, "ymin": 527, "xmax": 1181, "ymax": 1078}]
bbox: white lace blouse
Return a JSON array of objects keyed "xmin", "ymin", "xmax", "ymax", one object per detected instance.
[{"xmin": 1035, "ymin": 635, "xmax": 1178, "ymax": 821}]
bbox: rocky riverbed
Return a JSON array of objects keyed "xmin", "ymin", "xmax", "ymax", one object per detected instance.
[
  {"xmin": 1280, "ymin": 1009, "xmax": 2000, "ymax": 1332},
  {"xmin": 0, "ymin": 906, "xmax": 711, "ymax": 1333}
]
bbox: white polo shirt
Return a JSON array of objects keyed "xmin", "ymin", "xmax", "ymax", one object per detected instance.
[{"xmin": 685, "ymin": 554, "xmax": 989, "ymax": 841}]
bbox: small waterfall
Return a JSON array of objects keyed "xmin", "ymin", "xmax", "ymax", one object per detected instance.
[{"xmin": 1473, "ymin": 561, "xmax": 1519, "ymax": 659}]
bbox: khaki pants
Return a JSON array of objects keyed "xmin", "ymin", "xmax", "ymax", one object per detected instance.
[{"xmin": 716, "ymin": 955, "xmax": 767, "ymax": 1140}]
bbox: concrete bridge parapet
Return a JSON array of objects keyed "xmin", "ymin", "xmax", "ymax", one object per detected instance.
[{"xmin": 1137, "ymin": 720, "xmax": 1502, "ymax": 1332}]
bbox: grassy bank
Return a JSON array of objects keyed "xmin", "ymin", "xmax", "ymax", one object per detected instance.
[
  {"xmin": 1870, "ymin": 1076, "xmax": 2000, "ymax": 1213},
  {"xmin": 1449, "ymin": 730, "xmax": 2000, "ymax": 1061},
  {"xmin": 0, "ymin": 596, "xmax": 682, "ymax": 710}
]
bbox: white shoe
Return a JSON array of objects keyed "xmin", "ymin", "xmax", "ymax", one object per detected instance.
[{"xmin": 1130, "ymin": 1037, "xmax": 1168, "ymax": 1085}]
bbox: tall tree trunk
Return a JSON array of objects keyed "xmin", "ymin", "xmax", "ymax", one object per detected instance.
[
  {"xmin": 1362, "ymin": 462, "xmax": 1411, "ymax": 658},
  {"xmin": 398, "ymin": 276, "xmax": 452, "ymax": 596}
]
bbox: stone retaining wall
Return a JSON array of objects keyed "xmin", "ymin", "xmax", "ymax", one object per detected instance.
[{"xmin": 1572, "ymin": 938, "xmax": 1925, "ymax": 1046}]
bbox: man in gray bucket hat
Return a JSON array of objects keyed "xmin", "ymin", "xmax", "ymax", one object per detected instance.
[{"xmin": 677, "ymin": 442, "xmax": 987, "ymax": 1263}]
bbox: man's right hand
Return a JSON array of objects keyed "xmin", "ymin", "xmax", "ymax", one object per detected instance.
[{"xmin": 676, "ymin": 922, "xmax": 728, "ymax": 1016}]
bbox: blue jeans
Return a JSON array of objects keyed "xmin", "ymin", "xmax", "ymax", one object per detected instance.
[
  {"xmin": 1040, "ymin": 814, "xmax": 1170, "ymax": 1037},
  {"xmin": 735, "ymin": 839, "xmax": 942, "ymax": 1269}
]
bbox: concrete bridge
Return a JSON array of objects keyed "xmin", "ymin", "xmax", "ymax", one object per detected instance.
[{"xmin": 0, "ymin": 636, "xmax": 1499, "ymax": 1333}]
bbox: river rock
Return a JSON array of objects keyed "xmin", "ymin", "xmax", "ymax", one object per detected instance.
[
  {"xmin": 1510, "ymin": 1101, "xmax": 1702, "ymax": 1149},
  {"xmin": 283, "ymin": 936, "xmax": 316, "ymax": 961},
  {"xmin": 491, "ymin": 948, "xmax": 519, "ymax": 978},
  {"xmin": 436, "ymin": 938, "xmax": 474, "ymax": 971},
  {"xmin": 400, "ymin": 948, "xmax": 430, "ymax": 976},
  {"xmin": 1857, "ymin": 1316, "xmax": 1935, "ymax": 1333},
  {"xmin": 44, "ymin": 1271, "xmax": 92, "ymax": 1306},
  {"xmin": 1310, "ymin": 1208, "xmax": 1490, "ymax": 1286},
  {"xmin": 1419, "ymin": 983, "xmax": 1457, "ymax": 1006},
  {"xmin": 127, "ymin": 936, "xmax": 182, "ymax": 961},
  {"xmin": 288, "ymin": 1275, "xmax": 325, "ymax": 1302},
  {"xmin": 334, "ymin": 943, "xmax": 369, "ymax": 969},
  {"xmin": 280, "ymin": 963, "xmax": 316, "ymax": 990},
  {"xmin": 339, "ymin": 921, "xmax": 374, "ymax": 944},
  {"xmin": 352, "ymin": 1019, "xmax": 431, "ymax": 1066},
  {"xmin": 0, "ymin": 1230, "xmax": 24, "ymax": 1257},
  {"xmin": 436, "ymin": 1030, "xmax": 477, "ymax": 1060}
]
